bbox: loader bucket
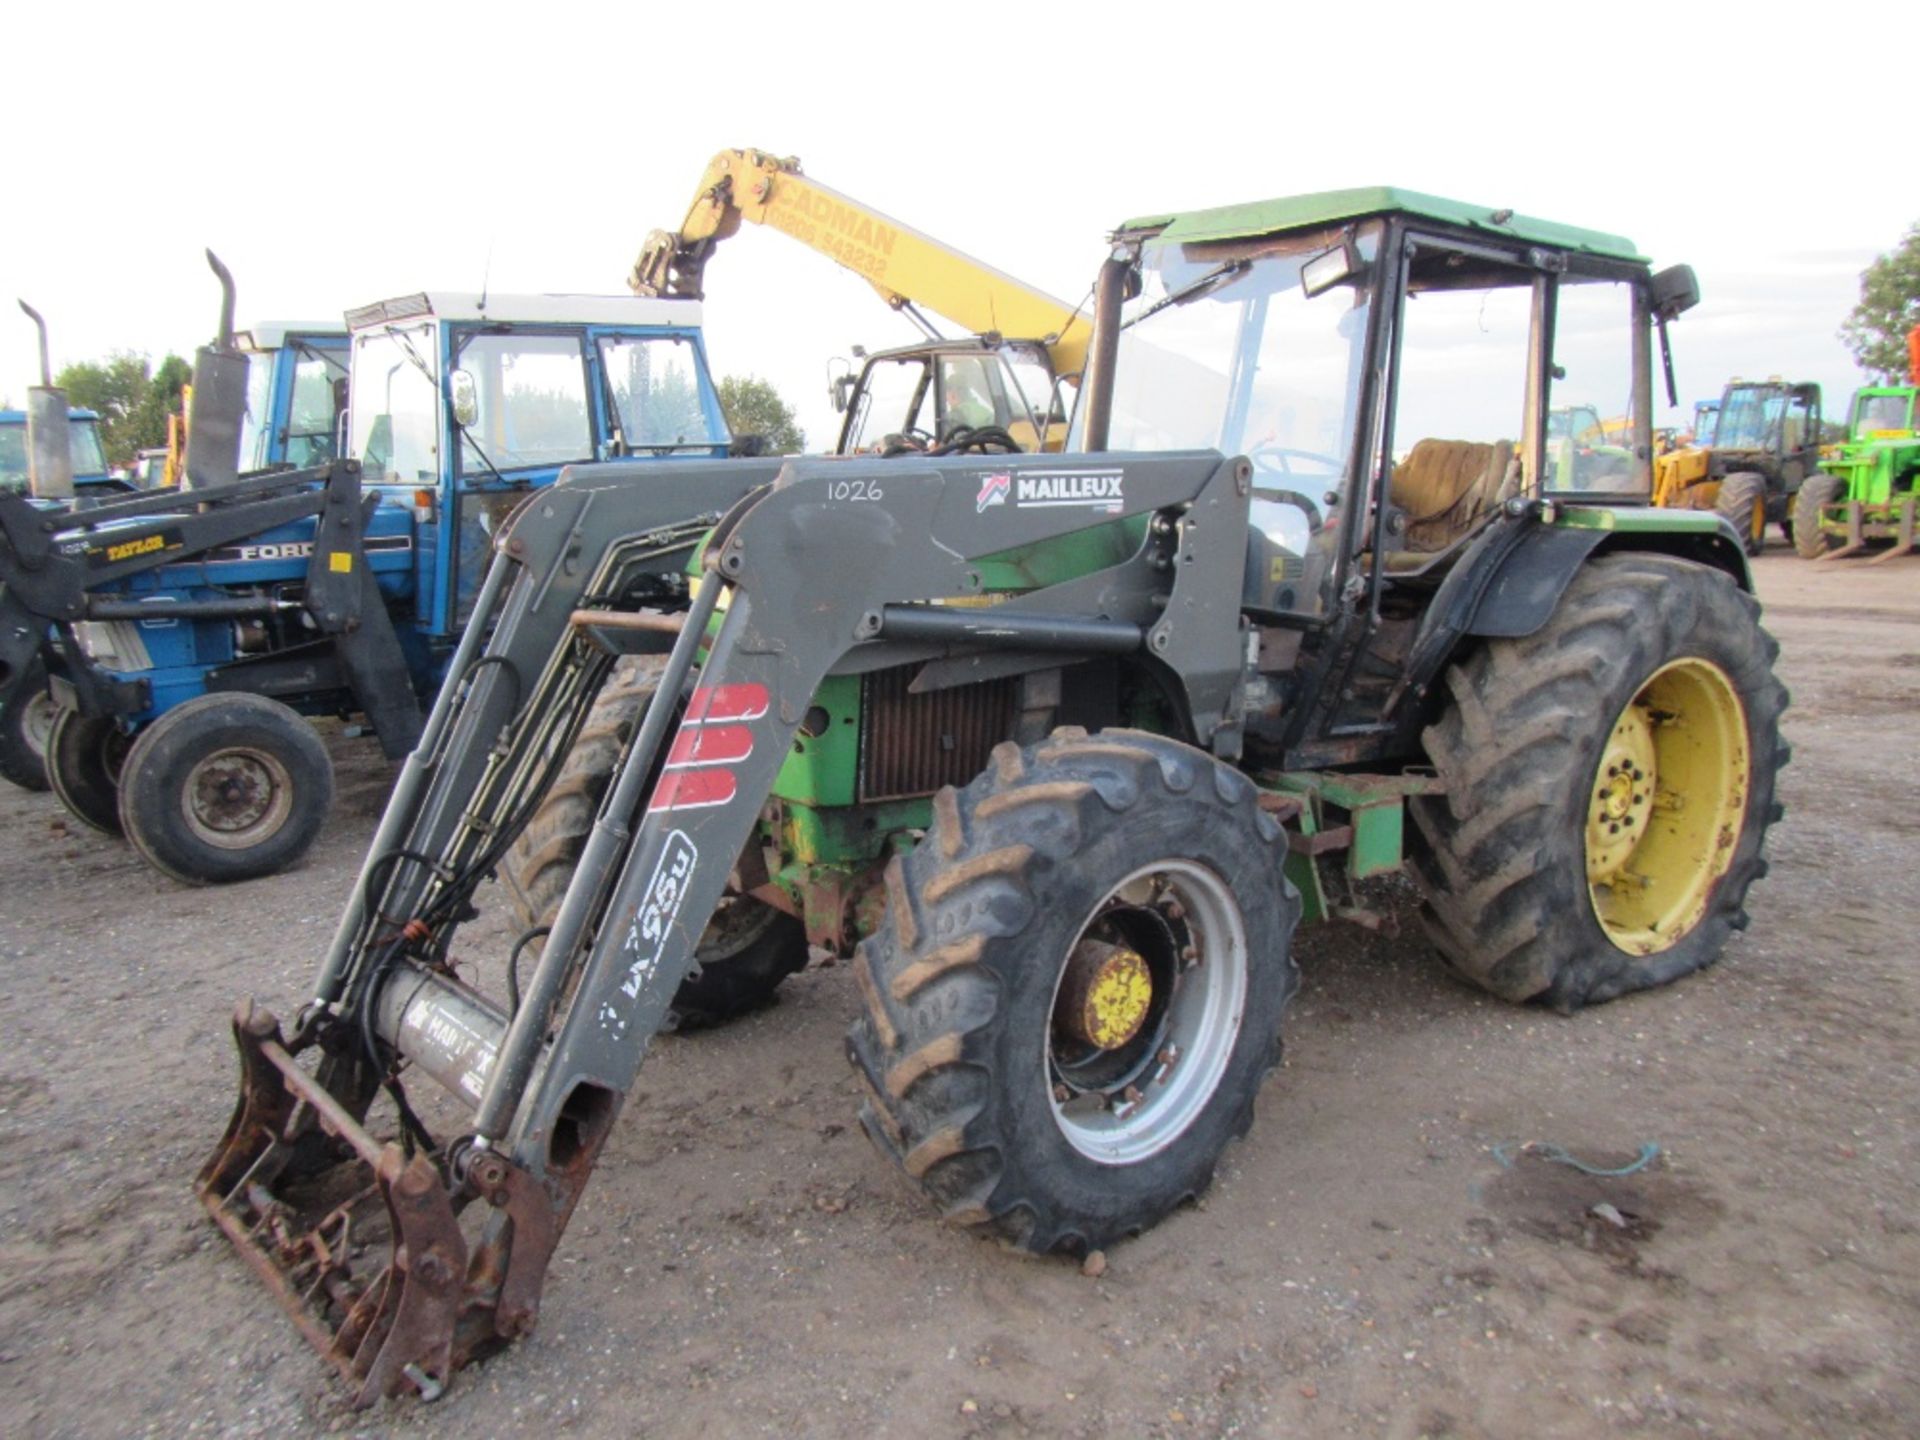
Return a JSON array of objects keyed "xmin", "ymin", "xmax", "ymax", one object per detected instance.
[{"xmin": 195, "ymin": 1002, "xmax": 552, "ymax": 1405}]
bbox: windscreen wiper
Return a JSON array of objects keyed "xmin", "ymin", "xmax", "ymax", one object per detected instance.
[{"xmin": 1123, "ymin": 260, "xmax": 1252, "ymax": 329}]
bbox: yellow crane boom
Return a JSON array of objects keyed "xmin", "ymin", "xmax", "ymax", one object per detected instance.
[{"xmin": 630, "ymin": 148, "xmax": 1089, "ymax": 377}]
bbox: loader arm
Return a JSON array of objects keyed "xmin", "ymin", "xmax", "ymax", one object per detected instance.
[
  {"xmin": 630, "ymin": 148, "xmax": 1090, "ymax": 377},
  {"xmin": 201, "ymin": 447, "xmax": 1249, "ymax": 1403}
]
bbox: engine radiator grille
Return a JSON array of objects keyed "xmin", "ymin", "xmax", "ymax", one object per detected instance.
[{"xmin": 859, "ymin": 664, "xmax": 1019, "ymax": 802}]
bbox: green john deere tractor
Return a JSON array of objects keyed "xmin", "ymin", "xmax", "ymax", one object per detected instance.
[{"xmin": 197, "ymin": 186, "xmax": 1786, "ymax": 1406}]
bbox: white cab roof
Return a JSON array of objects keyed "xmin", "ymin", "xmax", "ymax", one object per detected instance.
[
  {"xmin": 344, "ymin": 292, "xmax": 704, "ymax": 331},
  {"xmin": 238, "ymin": 322, "xmax": 349, "ymax": 352}
]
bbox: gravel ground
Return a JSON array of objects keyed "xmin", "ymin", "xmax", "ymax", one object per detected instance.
[{"xmin": 1, "ymin": 549, "xmax": 1916, "ymax": 1439}]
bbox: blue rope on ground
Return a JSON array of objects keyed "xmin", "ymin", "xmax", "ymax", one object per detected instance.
[{"xmin": 1490, "ymin": 1140, "xmax": 1661, "ymax": 1176}]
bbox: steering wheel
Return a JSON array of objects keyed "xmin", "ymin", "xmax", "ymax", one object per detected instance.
[
  {"xmin": 1247, "ymin": 445, "xmax": 1342, "ymax": 477},
  {"xmin": 1246, "ymin": 446, "xmax": 1342, "ymax": 536}
]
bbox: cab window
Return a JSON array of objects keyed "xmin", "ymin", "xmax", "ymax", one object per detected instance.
[
  {"xmin": 453, "ymin": 332, "xmax": 592, "ymax": 474},
  {"xmin": 1547, "ymin": 278, "xmax": 1640, "ymax": 495}
]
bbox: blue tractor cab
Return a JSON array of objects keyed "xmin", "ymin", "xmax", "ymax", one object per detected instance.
[
  {"xmin": 3, "ymin": 290, "xmax": 725, "ymax": 883},
  {"xmin": 0, "ymin": 407, "xmax": 130, "ymax": 498},
  {"xmin": 238, "ymin": 324, "xmax": 351, "ymax": 472},
  {"xmin": 344, "ymin": 290, "xmax": 730, "ymax": 637}
]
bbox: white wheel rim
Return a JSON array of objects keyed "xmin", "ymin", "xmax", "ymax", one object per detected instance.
[
  {"xmin": 22, "ymin": 693, "xmax": 56, "ymax": 762},
  {"xmin": 1044, "ymin": 859, "xmax": 1249, "ymax": 1165}
]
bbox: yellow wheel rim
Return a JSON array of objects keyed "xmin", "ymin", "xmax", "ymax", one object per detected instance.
[{"xmin": 1586, "ymin": 658, "xmax": 1749, "ymax": 955}]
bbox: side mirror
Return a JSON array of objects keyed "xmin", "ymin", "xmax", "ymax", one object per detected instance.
[
  {"xmin": 831, "ymin": 371, "xmax": 858, "ymax": 414},
  {"xmin": 449, "ymin": 368, "xmax": 479, "ymax": 428},
  {"xmin": 1650, "ymin": 264, "xmax": 1700, "ymax": 320}
]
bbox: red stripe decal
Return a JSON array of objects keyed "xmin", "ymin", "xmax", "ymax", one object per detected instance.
[
  {"xmin": 666, "ymin": 723, "xmax": 754, "ymax": 768},
  {"xmin": 648, "ymin": 767, "xmax": 738, "ymax": 812},
  {"xmin": 685, "ymin": 682, "xmax": 770, "ymax": 724}
]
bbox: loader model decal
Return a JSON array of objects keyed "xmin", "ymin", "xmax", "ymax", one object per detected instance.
[
  {"xmin": 87, "ymin": 528, "xmax": 184, "ymax": 568},
  {"xmin": 618, "ymin": 828, "xmax": 700, "ymax": 1005}
]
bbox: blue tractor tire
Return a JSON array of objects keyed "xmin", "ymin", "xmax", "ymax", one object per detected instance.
[
  {"xmin": 46, "ymin": 708, "xmax": 134, "ymax": 834},
  {"xmin": 1, "ymin": 656, "xmax": 55, "ymax": 792},
  {"xmin": 117, "ymin": 693, "xmax": 334, "ymax": 885}
]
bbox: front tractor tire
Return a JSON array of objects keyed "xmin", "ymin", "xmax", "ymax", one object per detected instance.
[
  {"xmin": 501, "ymin": 656, "xmax": 808, "ymax": 1030},
  {"xmin": 847, "ymin": 730, "xmax": 1300, "ymax": 1256},
  {"xmin": 0, "ymin": 656, "xmax": 56, "ymax": 791},
  {"xmin": 1715, "ymin": 471, "xmax": 1768, "ymax": 557},
  {"xmin": 1411, "ymin": 553, "xmax": 1787, "ymax": 1010},
  {"xmin": 117, "ymin": 693, "xmax": 334, "ymax": 884},
  {"xmin": 1793, "ymin": 473, "xmax": 1842, "ymax": 559}
]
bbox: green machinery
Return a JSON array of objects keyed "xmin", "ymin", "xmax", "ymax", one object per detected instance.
[
  {"xmin": 197, "ymin": 186, "xmax": 1785, "ymax": 1405},
  {"xmin": 1795, "ymin": 327, "xmax": 1920, "ymax": 561}
]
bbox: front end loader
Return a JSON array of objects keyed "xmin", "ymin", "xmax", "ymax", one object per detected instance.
[
  {"xmin": 200, "ymin": 186, "xmax": 1786, "ymax": 1404},
  {"xmin": 1794, "ymin": 326, "xmax": 1920, "ymax": 562}
]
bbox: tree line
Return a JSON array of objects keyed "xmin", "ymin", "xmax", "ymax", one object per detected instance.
[{"xmin": 44, "ymin": 352, "xmax": 193, "ymax": 468}]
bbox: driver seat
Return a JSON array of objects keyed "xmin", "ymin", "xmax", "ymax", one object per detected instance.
[{"xmin": 1388, "ymin": 438, "xmax": 1517, "ymax": 554}]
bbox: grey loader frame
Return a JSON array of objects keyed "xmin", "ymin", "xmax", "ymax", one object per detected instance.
[{"xmin": 197, "ymin": 448, "xmax": 1246, "ymax": 1402}]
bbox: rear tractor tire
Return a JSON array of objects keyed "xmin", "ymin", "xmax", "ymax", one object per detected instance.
[
  {"xmin": 46, "ymin": 707, "xmax": 136, "ymax": 834},
  {"xmin": 1714, "ymin": 471, "xmax": 1768, "ymax": 557},
  {"xmin": 500, "ymin": 656, "xmax": 808, "ymax": 1031},
  {"xmin": 0, "ymin": 656, "xmax": 56, "ymax": 792},
  {"xmin": 847, "ymin": 729, "xmax": 1300, "ymax": 1255},
  {"xmin": 117, "ymin": 693, "xmax": 334, "ymax": 884},
  {"xmin": 1793, "ymin": 473, "xmax": 1842, "ymax": 559},
  {"xmin": 1410, "ymin": 553, "xmax": 1787, "ymax": 1011}
]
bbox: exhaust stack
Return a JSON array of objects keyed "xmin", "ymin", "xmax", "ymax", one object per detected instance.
[
  {"xmin": 18, "ymin": 300, "xmax": 74, "ymax": 500},
  {"xmin": 183, "ymin": 250, "xmax": 248, "ymax": 489}
]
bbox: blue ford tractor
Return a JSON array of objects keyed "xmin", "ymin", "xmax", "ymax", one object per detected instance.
[
  {"xmin": 1, "ymin": 308, "xmax": 349, "ymax": 792},
  {"xmin": 0, "ymin": 285, "xmax": 727, "ymax": 882}
]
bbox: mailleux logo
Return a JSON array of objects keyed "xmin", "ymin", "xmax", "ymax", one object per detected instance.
[
  {"xmin": 1015, "ymin": 469, "xmax": 1125, "ymax": 513},
  {"xmin": 976, "ymin": 472, "xmax": 1011, "ymax": 512}
]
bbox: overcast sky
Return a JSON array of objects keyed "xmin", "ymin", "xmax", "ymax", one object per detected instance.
[{"xmin": 4, "ymin": 2, "xmax": 1910, "ymax": 445}]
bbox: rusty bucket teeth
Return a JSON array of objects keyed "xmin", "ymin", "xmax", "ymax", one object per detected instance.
[{"xmin": 195, "ymin": 1002, "xmax": 467, "ymax": 1407}]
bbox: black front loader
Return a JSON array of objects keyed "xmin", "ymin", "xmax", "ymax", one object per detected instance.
[{"xmin": 0, "ymin": 460, "xmax": 421, "ymax": 757}]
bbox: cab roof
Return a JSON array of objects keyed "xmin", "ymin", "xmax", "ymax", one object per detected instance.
[
  {"xmin": 237, "ymin": 322, "xmax": 349, "ymax": 353},
  {"xmin": 1118, "ymin": 186, "xmax": 1643, "ymax": 262},
  {"xmin": 345, "ymin": 292, "xmax": 704, "ymax": 331}
]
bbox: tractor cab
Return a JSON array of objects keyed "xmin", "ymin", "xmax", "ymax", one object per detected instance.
[
  {"xmin": 236, "ymin": 324, "xmax": 350, "ymax": 472},
  {"xmin": 0, "ymin": 408, "xmax": 122, "ymax": 499},
  {"xmin": 833, "ymin": 336, "xmax": 1067, "ymax": 455},
  {"xmin": 344, "ymin": 292, "xmax": 729, "ymax": 635},
  {"xmin": 1846, "ymin": 386, "xmax": 1917, "ymax": 441},
  {"xmin": 1085, "ymin": 187, "xmax": 1699, "ymax": 638},
  {"xmin": 1712, "ymin": 379, "xmax": 1822, "ymax": 465}
]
